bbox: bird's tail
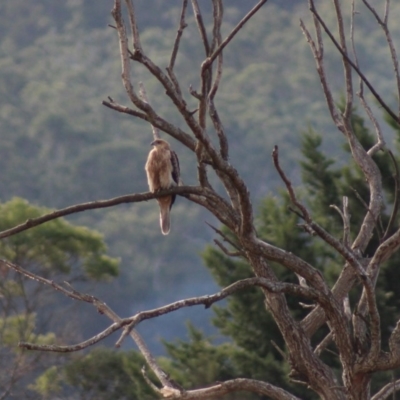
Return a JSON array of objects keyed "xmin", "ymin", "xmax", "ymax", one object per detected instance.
[{"xmin": 158, "ymin": 198, "xmax": 171, "ymax": 235}]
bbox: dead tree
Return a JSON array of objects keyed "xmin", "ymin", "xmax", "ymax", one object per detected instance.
[{"xmin": 3, "ymin": 0, "xmax": 400, "ymax": 399}]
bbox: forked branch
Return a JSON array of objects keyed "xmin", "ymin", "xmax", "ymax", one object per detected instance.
[{"xmin": 308, "ymin": 0, "xmax": 399, "ymax": 124}]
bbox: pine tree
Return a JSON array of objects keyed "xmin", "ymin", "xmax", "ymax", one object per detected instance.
[
  {"xmin": 161, "ymin": 109, "xmax": 400, "ymax": 397},
  {"xmin": 43, "ymin": 109, "xmax": 400, "ymax": 398}
]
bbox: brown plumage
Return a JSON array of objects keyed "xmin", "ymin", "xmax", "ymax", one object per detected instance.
[{"xmin": 145, "ymin": 139, "xmax": 180, "ymax": 235}]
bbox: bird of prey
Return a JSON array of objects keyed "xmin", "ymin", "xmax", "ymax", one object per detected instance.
[{"xmin": 145, "ymin": 139, "xmax": 180, "ymax": 235}]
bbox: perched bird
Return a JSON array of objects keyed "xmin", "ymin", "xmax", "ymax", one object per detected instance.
[{"xmin": 145, "ymin": 139, "xmax": 180, "ymax": 235}]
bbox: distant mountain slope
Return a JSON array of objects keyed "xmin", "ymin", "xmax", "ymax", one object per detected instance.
[{"xmin": 0, "ymin": 0, "xmax": 399, "ymax": 346}]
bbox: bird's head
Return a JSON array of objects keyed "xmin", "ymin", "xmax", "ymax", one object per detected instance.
[{"xmin": 150, "ymin": 139, "xmax": 171, "ymax": 150}]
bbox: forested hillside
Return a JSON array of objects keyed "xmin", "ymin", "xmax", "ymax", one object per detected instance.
[{"xmin": 2, "ymin": 1, "xmax": 400, "ymax": 397}]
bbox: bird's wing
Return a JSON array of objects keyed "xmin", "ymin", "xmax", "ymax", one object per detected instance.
[{"xmin": 170, "ymin": 150, "xmax": 180, "ymax": 185}]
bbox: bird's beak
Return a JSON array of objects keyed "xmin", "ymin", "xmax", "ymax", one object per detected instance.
[{"xmin": 150, "ymin": 140, "xmax": 156, "ymax": 147}]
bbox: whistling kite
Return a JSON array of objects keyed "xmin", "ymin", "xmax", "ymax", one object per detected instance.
[{"xmin": 145, "ymin": 139, "xmax": 180, "ymax": 235}]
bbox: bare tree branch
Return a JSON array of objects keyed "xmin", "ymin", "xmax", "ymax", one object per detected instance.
[
  {"xmin": 138, "ymin": 81, "xmax": 160, "ymax": 140},
  {"xmin": 208, "ymin": 0, "xmax": 229, "ymax": 161},
  {"xmin": 0, "ymin": 187, "xmax": 206, "ymax": 240},
  {"xmin": 204, "ymin": 0, "xmax": 268, "ymax": 68},
  {"xmin": 112, "ymin": 0, "xmax": 145, "ymax": 111},
  {"xmin": 314, "ymin": 331, "xmax": 334, "ymax": 356},
  {"xmin": 350, "ymin": 0, "xmax": 386, "ymax": 156},
  {"xmin": 214, "ymin": 239, "xmax": 243, "ymax": 257},
  {"xmin": 19, "ymin": 322, "xmax": 123, "ymax": 352},
  {"xmin": 382, "ymin": 150, "xmax": 400, "ymax": 242},
  {"xmin": 272, "ymin": 146, "xmax": 310, "ymax": 220},
  {"xmin": 8, "ymin": 253, "xmax": 318, "ymax": 355},
  {"xmin": 273, "ymin": 147, "xmax": 369, "ymax": 284},
  {"xmin": 167, "ymin": 0, "xmax": 188, "ymax": 96},
  {"xmin": 371, "ymin": 378, "xmax": 400, "ymax": 400},
  {"xmin": 361, "ymin": 0, "xmax": 400, "ymax": 119},
  {"xmin": 191, "ymin": 0, "xmax": 210, "ymax": 56},
  {"xmin": 330, "ymin": 196, "xmax": 350, "ymax": 247},
  {"xmin": 331, "ymin": 0, "xmax": 353, "ymax": 121},
  {"xmin": 308, "ymin": 0, "xmax": 399, "ymax": 124},
  {"xmin": 166, "ymin": 378, "xmax": 302, "ymax": 400},
  {"xmin": 102, "ymin": 98, "xmax": 197, "ymax": 151},
  {"xmin": 300, "ymin": 13, "xmax": 341, "ymax": 126}
]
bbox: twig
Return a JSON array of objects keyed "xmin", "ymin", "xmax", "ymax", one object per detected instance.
[
  {"xmin": 210, "ymin": 0, "xmax": 222, "ymax": 53},
  {"xmin": 141, "ymin": 367, "xmax": 165, "ymax": 395},
  {"xmin": 343, "ymin": 295, "xmax": 352, "ymax": 321},
  {"xmin": 366, "ymin": 288, "xmax": 383, "ymax": 360},
  {"xmin": 102, "ymin": 100, "xmax": 148, "ymax": 119},
  {"xmin": 272, "ymin": 146, "xmax": 310, "ymax": 220},
  {"xmin": 331, "ymin": 0, "xmax": 353, "ymax": 121},
  {"xmin": 350, "ymin": 186, "xmax": 384, "ymax": 239},
  {"xmin": 167, "ymin": 0, "xmax": 188, "ymax": 97},
  {"xmin": 214, "ymin": 239, "xmax": 242, "ymax": 257},
  {"xmin": 124, "ymin": 0, "xmax": 142, "ymax": 52},
  {"xmin": 102, "ymin": 99, "xmax": 197, "ymax": 152},
  {"xmin": 169, "ymin": 0, "xmax": 188, "ymax": 71},
  {"xmin": 189, "ymin": 85, "xmax": 202, "ymax": 100},
  {"xmin": 361, "ymin": 88, "xmax": 386, "ymax": 157},
  {"xmin": 361, "ymin": 0, "xmax": 400, "ymax": 119},
  {"xmin": 191, "ymin": 0, "xmax": 210, "ymax": 56},
  {"xmin": 314, "ymin": 331, "xmax": 335, "ymax": 357},
  {"xmin": 208, "ymin": 0, "xmax": 229, "ymax": 161},
  {"xmin": 196, "ymin": 145, "xmax": 211, "ymax": 188},
  {"xmin": 188, "ymin": 0, "xmax": 211, "ymax": 137},
  {"xmin": 271, "ymin": 340, "xmax": 286, "ymax": 360},
  {"xmin": 300, "ymin": 9, "xmax": 342, "ymax": 127},
  {"xmin": 277, "ymin": 165, "xmax": 364, "ymax": 292},
  {"xmin": 371, "ymin": 378, "xmax": 400, "ymax": 400},
  {"xmin": 382, "ymin": 150, "xmax": 400, "ymax": 241},
  {"xmin": 330, "ymin": 196, "xmax": 350, "ymax": 247},
  {"xmin": 205, "ymin": 0, "xmax": 268, "ymax": 68},
  {"xmin": 139, "ymin": 81, "xmax": 160, "ymax": 140},
  {"xmin": 308, "ymin": 0, "xmax": 399, "ymax": 124},
  {"xmin": 130, "ymin": 328, "xmax": 174, "ymax": 390},
  {"xmin": 351, "ymin": 187, "xmax": 374, "ymax": 218},
  {"xmin": 350, "ymin": 0, "xmax": 386, "ymax": 156},
  {"xmin": 112, "ymin": 0, "xmax": 144, "ymax": 110},
  {"xmin": 299, "ymin": 302, "xmax": 315, "ymax": 309},
  {"xmin": 19, "ymin": 322, "xmax": 123, "ymax": 352},
  {"xmin": 205, "ymin": 222, "xmax": 241, "ymax": 252}
]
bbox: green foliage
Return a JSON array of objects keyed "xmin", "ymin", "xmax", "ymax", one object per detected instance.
[
  {"xmin": 162, "ymin": 323, "xmax": 239, "ymax": 388},
  {"xmin": 162, "ymin": 323, "xmax": 289, "ymax": 399},
  {"xmin": 0, "ymin": 313, "xmax": 55, "ymax": 347},
  {"xmin": 33, "ymin": 348, "xmax": 156, "ymax": 400},
  {"xmin": 0, "ymin": 197, "xmax": 119, "ymax": 279},
  {"xmin": 204, "ymin": 247, "xmax": 284, "ymax": 356},
  {"xmin": 0, "ymin": 197, "xmax": 119, "ymax": 399},
  {"xmin": 29, "ymin": 366, "xmax": 62, "ymax": 400},
  {"xmin": 300, "ymin": 129, "xmax": 341, "ymax": 210}
]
